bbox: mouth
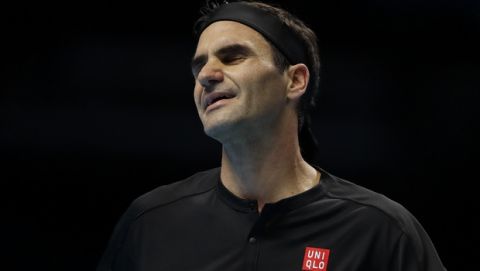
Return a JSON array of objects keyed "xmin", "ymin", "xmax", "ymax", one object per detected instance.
[{"xmin": 204, "ymin": 92, "xmax": 236, "ymax": 111}]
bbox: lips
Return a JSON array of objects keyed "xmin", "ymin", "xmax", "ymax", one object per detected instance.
[{"xmin": 203, "ymin": 91, "xmax": 236, "ymax": 110}]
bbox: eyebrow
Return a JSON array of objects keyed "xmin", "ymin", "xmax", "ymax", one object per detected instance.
[{"xmin": 191, "ymin": 43, "xmax": 254, "ymax": 75}]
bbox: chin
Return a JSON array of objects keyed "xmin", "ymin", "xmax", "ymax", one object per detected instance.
[
  {"xmin": 202, "ymin": 117, "xmax": 239, "ymax": 143},
  {"xmin": 203, "ymin": 123, "xmax": 229, "ymax": 142}
]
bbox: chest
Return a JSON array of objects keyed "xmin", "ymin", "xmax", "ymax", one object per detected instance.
[{"xmin": 129, "ymin": 205, "xmax": 397, "ymax": 271}]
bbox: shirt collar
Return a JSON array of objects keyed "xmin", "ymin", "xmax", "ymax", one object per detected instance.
[{"xmin": 216, "ymin": 167, "xmax": 330, "ymax": 214}]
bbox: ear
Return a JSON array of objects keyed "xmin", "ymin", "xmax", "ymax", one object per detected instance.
[{"xmin": 286, "ymin": 63, "xmax": 309, "ymax": 102}]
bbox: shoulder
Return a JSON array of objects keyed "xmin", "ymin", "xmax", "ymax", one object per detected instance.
[
  {"xmin": 124, "ymin": 167, "xmax": 220, "ymax": 221},
  {"xmin": 96, "ymin": 168, "xmax": 221, "ymax": 271},
  {"xmin": 320, "ymin": 169, "xmax": 421, "ymax": 235},
  {"xmin": 318, "ymin": 169, "xmax": 446, "ymax": 270}
]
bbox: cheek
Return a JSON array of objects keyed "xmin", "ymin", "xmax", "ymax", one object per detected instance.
[
  {"xmin": 193, "ymin": 83, "xmax": 203, "ymax": 107},
  {"xmin": 249, "ymin": 71, "xmax": 286, "ymax": 104}
]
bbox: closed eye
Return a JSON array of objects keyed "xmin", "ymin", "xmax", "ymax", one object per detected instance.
[
  {"xmin": 191, "ymin": 55, "xmax": 207, "ymax": 78},
  {"xmin": 217, "ymin": 44, "xmax": 253, "ymax": 65},
  {"xmin": 221, "ymin": 54, "xmax": 246, "ymax": 65},
  {"xmin": 191, "ymin": 43, "xmax": 254, "ymax": 78}
]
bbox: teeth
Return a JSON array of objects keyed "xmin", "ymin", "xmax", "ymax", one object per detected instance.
[
  {"xmin": 209, "ymin": 96, "xmax": 227, "ymax": 106},
  {"xmin": 206, "ymin": 94, "xmax": 233, "ymax": 107}
]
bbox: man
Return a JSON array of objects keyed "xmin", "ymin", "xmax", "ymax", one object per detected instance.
[{"xmin": 97, "ymin": 1, "xmax": 446, "ymax": 270}]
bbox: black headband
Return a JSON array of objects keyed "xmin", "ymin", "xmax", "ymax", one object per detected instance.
[{"xmin": 197, "ymin": 2, "xmax": 308, "ymax": 66}]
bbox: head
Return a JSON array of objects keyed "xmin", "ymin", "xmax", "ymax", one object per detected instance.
[{"xmin": 192, "ymin": 0, "xmax": 320, "ymax": 163}]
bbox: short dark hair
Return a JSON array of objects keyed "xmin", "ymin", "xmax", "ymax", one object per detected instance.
[{"xmin": 194, "ymin": 0, "xmax": 321, "ymax": 164}]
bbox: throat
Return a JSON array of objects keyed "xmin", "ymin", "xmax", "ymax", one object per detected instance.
[{"xmin": 220, "ymin": 150, "xmax": 320, "ymax": 206}]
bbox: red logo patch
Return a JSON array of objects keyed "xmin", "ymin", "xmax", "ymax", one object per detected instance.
[{"xmin": 302, "ymin": 247, "xmax": 330, "ymax": 271}]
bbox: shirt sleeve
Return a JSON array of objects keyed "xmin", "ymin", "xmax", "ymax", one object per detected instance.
[
  {"xmin": 388, "ymin": 218, "xmax": 447, "ymax": 271},
  {"xmin": 96, "ymin": 203, "xmax": 138, "ymax": 271}
]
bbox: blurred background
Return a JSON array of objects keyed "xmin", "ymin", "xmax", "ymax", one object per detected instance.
[{"xmin": 3, "ymin": 0, "xmax": 479, "ymax": 270}]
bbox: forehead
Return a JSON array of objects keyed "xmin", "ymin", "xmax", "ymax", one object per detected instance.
[{"xmin": 195, "ymin": 20, "xmax": 271, "ymax": 55}]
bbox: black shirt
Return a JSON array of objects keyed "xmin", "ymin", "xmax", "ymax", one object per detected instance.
[{"xmin": 97, "ymin": 167, "xmax": 446, "ymax": 271}]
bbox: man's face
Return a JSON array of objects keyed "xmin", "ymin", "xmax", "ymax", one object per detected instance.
[{"xmin": 192, "ymin": 21, "xmax": 289, "ymax": 143}]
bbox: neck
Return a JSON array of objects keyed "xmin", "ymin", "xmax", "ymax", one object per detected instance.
[{"xmin": 220, "ymin": 116, "xmax": 319, "ymax": 212}]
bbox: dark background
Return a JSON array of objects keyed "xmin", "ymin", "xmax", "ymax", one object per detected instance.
[{"xmin": 3, "ymin": 0, "xmax": 479, "ymax": 270}]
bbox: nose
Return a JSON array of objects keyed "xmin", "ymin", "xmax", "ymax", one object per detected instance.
[{"xmin": 197, "ymin": 60, "xmax": 224, "ymax": 89}]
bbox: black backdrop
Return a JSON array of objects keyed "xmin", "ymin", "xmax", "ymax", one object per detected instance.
[{"xmin": 3, "ymin": 0, "xmax": 479, "ymax": 270}]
